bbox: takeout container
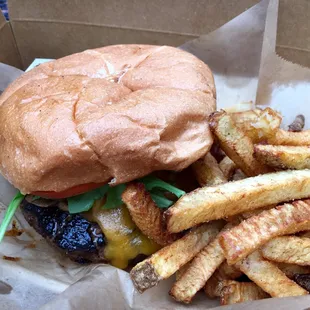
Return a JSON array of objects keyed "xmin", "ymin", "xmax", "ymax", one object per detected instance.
[{"xmin": 1, "ymin": 0, "xmax": 310, "ymax": 309}]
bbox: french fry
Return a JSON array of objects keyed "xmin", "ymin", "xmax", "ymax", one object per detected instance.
[
  {"xmin": 122, "ymin": 183, "xmax": 177, "ymax": 246},
  {"xmin": 231, "ymin": 169, "xmax": 247, "ymax": 181},
  {"xmin": 239, "ymin": 205, "xmax": 275, "ymax": 220},
  {"xmin": 209, "ymin": 110, "xmax": 271, "ymax": 176},
  {"xmin": 175, "ymin": 262, "xmax": 191, "ymax": 281},
  {"xmin": 261, "ymin": 236, "xmax": 310, "ymax": 266},
  {"xmin": 130, "ymin": 221, "xmax": 224, "ymax": 293},
  {"xmin": 294, "ymin": 274, "xmax": 310, "ymax": 292},
  {"xmin": 269, "ymin": 129, "xmax": 310, "ymax": 146},
  {"xmin": 288, "ymin": 114, "xmax": 305, "ymax": 132},
  {"xmin": 165, "ymin": 170, "xmax": 310, "ymax": 233},
  {"xmin": 169, "ymin": 224, "xmax": 232, "ymax": 303},
  {"xmin": 220, "ymin": 280, "xmax": 269, "ymax": 305},
  {"xmin": 277, "ymin": 263, "xmax": 310, "ymax": 279},
  {"xmin": 235, "ymin": 251, "xmax": 308, "ymax": 297},
  {"xmin": 219, "ymin": 156, "xmax": 236, "ymax": 180},
  {"xmin": 220, "ymin": 200, "xmax": 310, "ymax": 264},
  {"xmin": 204, "ymin": 262, "xmax": 243, "ymax": 298},
  {"xmin": 192, "ymin": 153, "xmax": 227, "ymax": 187},
  {"xmin": 254, "ymin": 145, "xmax": 310, "ymax": 170},
  {"xmin": 231, "ymin": 108, "xmax": 282, "ymax": 143}
]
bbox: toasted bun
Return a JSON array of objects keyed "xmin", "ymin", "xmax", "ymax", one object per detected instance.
[{"xmin": 0, "ymin": 45, "xmax": 216, "ymax": 194}]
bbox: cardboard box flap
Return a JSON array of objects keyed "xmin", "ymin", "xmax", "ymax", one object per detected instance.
[
  {"xmin": 8, "ymin": 0, "xmax": 259, "ymax": 68},
  {"xmin": 276, "ymin": 0, "xmax": 310, "ymax": 67},
  {"xmin": 0, "ymin": 10, "xmax": 22, "ymax": 68},
  {"xmin": 9, "ymin": 0, "xmax": 259, "ymax": 36}
]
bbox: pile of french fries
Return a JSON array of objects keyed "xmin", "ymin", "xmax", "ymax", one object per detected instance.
[{"xmin": 124, "ymin": 106, "xmax": 310, "ymax": 306}]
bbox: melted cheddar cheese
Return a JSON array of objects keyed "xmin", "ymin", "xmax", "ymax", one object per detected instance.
[{"xmin": 89, "ymin": 201, "xmax": 160, "ymax": 269}]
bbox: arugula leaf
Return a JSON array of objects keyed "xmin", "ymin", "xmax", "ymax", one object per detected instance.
[
  {"xmin": 67, "ymin": 175, "xmax": 186, "ymax": 213},
  {"xmin": 0, "ymin": 191, "xmax": 25, "ymax": 243},
  {"xmin": 141, "ymin": 176, "xmax": 186, "ymax": 208},
  {"xmin": 32, "ymin": 195, "xmax": 41, "ymax": 201},
  {"xmin": 103, "ymin": 184, "xmax": 126, "ymax": 209},
  {"xmin": 68, "ymin": 185, "xmax": 109, "ymax": 214},
  {"xmin": 150, "ymin": 193, "xmax": 174, "ymax": 208}
]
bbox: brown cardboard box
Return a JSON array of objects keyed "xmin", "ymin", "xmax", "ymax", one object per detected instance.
[{"xmin": 1, "ymin": 0, "xmax": 259, "ymax": 68}]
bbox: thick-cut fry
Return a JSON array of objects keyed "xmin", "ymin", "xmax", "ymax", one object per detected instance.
[
  {"xmin": 288, "ymin": 114, "xmax": 305, "ymax": 132},
  {"xmin": 204, "ymin": 262, "xmax": 243, "ymax": 298},
  {"xmin": 254, "ymin": 145, "xmax": 310, "ymax": 170},
  {"xmin": 219, "ymin": 156, "xmax": 236, "ymax": 180},
  {"xmin": 169, "ymin": 224, "xmax": 231, "ymax": 303},
  {"xmin": 277, "ymin": 263, "xmax": 310, "ymax": 279},
  {"xmin": 166, "ymin": 170, "xmax": 310, "ymax": 233},
  {"xmin": 220, "ymin": 280, "xmax": 269, "ymax": 305},
  {"xmin": 130, "ymin": 221, "xmax": 224, "ymax": 293},
  {"xmin": 235, "ymin": 251, "xmax": 308, "ymax": 297},
  {"xmin": 269, "ymin": 129, "xmax": 310, "ymax": 146},
  {"xmin": 220, "ymin": 200, "xmax": 310, "ymax": 264},
  {"xmin": 294, "ymin": 274, "xmax": 310, "ymax": 292},
  {"xmin": 231, "ymin": 108, "xmax": 282, "ymax": 143},
  {"xmin": 175, "ymin": 262, "xmax": 191, "ymax": 281},
  {"xmin": 122, "ymin": 183, "xmax": 177, "ymax": 246},
  {"xmin": 261, "ymin": 236, "xmax": 310, "ymax": 266},
  {"xmin": 209, "ymin": 111, "xmax": 271, "ymax": 177},
  {"xmin": 231, "ymin": 169, "xmax": 246, "ymax": 181},
  {"xmin": 192, "ymin": 153, "xmax": 227, "ymax": 187}
]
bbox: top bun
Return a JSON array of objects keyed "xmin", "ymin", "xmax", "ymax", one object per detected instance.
[{"xmin": 0, "ymin": 45, "xmax": 216, "ymax": 194}]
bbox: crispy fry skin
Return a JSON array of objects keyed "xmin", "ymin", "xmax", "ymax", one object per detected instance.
[
  {"xmin": 204, "ymin": 262, "xmax": 242, "ymax": 298},
  {"xmin": 169, "ymin": 224, "xmax": 232, "ymax": 303},
  {"xmin": 231, "ymin": 169, "xmax": 247, "ymax": 181},
  {"xmin": 277, "ymin": 263, "xmax": 310, "ymax": 279},
  {"xmin": 166, "ymin": 170, "xmax": 310, "ymax": 233},
  {"xmin": 220, "ymin": 200, "xmax": 310, "ymax": 264},
  {"xmin": 269, "ymin": 129, "xmax": 310, "ymax": 146},
  {"xmin": 231, "ymin": 108, "xmax": 281, "ymax": 143},
  {"xmin": 122, "ymin": 183, "xmax": 177, "ymax": 246},
  {"xmin": 220, "ymin": 280, "xmax": 269, "ymax": 305},
  {"xmin": 254, "ymin": 145, "xmax": 310, "ymax": 170},
  {"xmin": 288, "ymin": 115, "xmax": 305, "ymax": 132},
  {"xmin": 219, "ymin": 156, "xmax": 236, "ymax": 180},
  {"xmin": 235, "ymin": 251, "xmax": 308, "ymax": 297},
  {"xmin": 175, "ymin": 262, "xmax": 191, "ymax": 281},
  {"xmin": 192, "ymin": 153, "xmax": 227, "ymax": 187},
  {"xmin": 261, "ymin": 236, "xmax": 310, "ymax": 266},
  {"xmin": 209, "ymin": 111, "xmax": 271, "ymax": 177},
  {"xmin": 130, "ymin": 221, "xmax": 224, "ymax": 293}
]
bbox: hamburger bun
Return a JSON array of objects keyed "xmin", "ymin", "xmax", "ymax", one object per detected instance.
[{"xmin": 0, "ymin": 45, "xmax": 216, "ymax": 194}]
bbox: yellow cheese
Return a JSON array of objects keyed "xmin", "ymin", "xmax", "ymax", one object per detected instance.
[{"xmin": 90, "ymin": 201, "xmax": 160, "ymax": 269}]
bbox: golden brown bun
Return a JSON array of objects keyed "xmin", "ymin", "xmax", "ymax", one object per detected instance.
[{"xmin": 0, "ymin": 45, "xmax": 216, "ymax": 194}]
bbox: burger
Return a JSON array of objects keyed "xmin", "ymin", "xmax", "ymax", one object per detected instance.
[{"xmin": 0, "ymin": 45, "xmax": 216, "ymax": 269}]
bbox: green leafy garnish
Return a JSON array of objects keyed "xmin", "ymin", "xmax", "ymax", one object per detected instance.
[
  {"xmin": 46, "ymin": 175, "xmax": 186, "ymax": 214},
  {"xmin": 68, "ymin": 185, "xmax": 109, "ymax": 214},
  {"xmin": 0, "ymin": 191, "xmax": 25, "ymax": 243},
  {"xmin": 141, "ymin": 176, "xmax": 185, "ymax": 199},
  {"xmin": 32, "ymin": 195, "xmax": 41, "ymax": 201},
  {"xmin": 68, "ymin": 184, "xmax": 128, "ymax": 213},
  {"xmin": 140, "ymin": 176, "xmax": 186, "ymax": 208},
  {"xmin": 150, "ymin": 193, "xmax": 174, "ymax": 208},
  {"xmin": 104, "ymin": 184, "xmax": 126, "ymax": 209}
]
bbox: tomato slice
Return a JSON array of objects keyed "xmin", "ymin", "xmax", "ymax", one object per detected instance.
[{"xmin": 31, "ymin": 182, "xmax": 107, "ymax": 199}]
